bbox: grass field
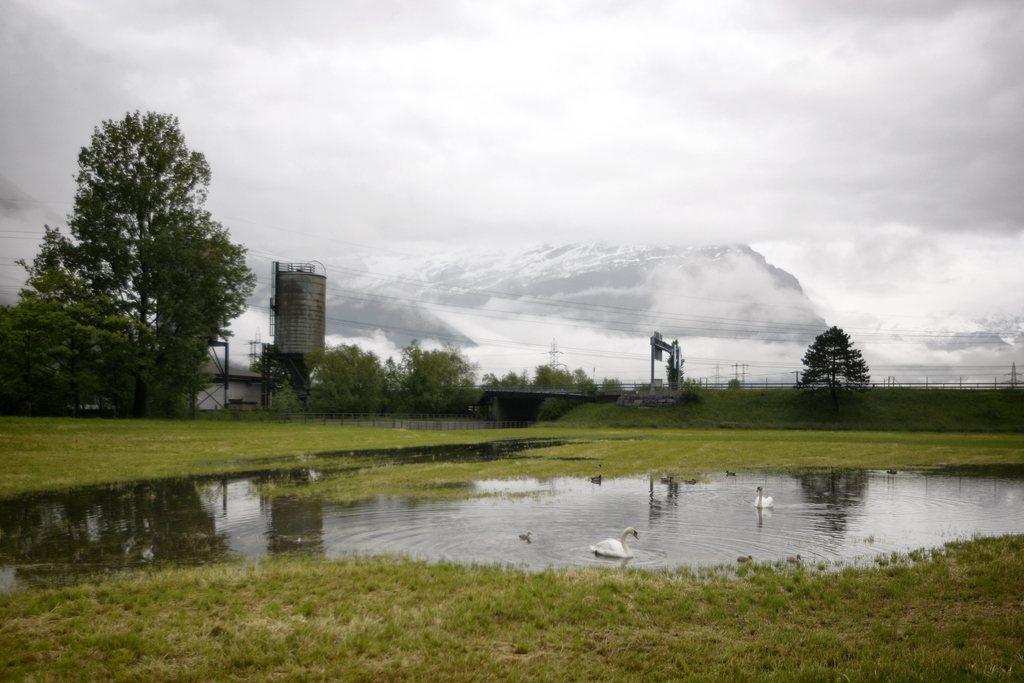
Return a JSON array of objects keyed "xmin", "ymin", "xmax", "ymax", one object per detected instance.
[
  {"xmin": 3, "ymin": 417, "xmax": 1024, "ymax": 501},
  {"xmin": 0, "ymin": 417, "xmax": 554, "ymax": 497},
  {"xmin": 3, "ymin": 418, "xmax": 1024, "ymax": 678},
  {"xmin": 1, "ymin": 535, "xmax": 1022, "ymax": 679},
  {"xmin": 560, "ymin": 388, "xmax": 1024, "ymax": 431},
  {"xmin": 262, "ymin": 428, "xmax": 1024, "ymax": 504}
]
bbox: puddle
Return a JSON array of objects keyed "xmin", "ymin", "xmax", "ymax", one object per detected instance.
[{"xmin": 2, "ymin": 461, "xmax": 1024, "ymax": 591}]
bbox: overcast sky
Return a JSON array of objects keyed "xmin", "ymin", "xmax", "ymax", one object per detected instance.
[{"xmin": 1, "ymin": 0, "xmax": 1022, "ymax": 380}]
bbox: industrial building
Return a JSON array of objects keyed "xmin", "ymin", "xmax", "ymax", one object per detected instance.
[
  {"xmin": 197, "ymin": 260, "xmax": 327, "ymax": 411},
  {"xmin": 194, "ymin": 363, "xmax": 264, "ymax": 411}
]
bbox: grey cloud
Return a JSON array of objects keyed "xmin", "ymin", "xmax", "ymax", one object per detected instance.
[{"xmin": 2, "ymin": 0, "xmax": 1022, "ymax": 351}]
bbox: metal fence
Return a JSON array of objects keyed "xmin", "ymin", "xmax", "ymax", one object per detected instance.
[
  {"xmin": 278, "ymin": 413, "xmax": 534, "ymax": 430},
  {"xmin": 683, "ymin": 381, "xmax": 1022, "ymax": 391},
  {"xmin": 490, "ymin": 380, "xmax": 1023, "ymax": 392}
]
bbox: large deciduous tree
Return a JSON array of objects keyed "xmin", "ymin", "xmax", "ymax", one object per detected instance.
[
  {"xmin": 35, "ymin": 112, "xmax": 254, "ymax": 416},
  {"xmin": 799, "ymin": 326, "xmax": 871, "ymax": 410},
  {"xmin": 393, "ymin": 342, "xmax": 478, "ymax": 414},
  {"xmin": 308, "ymin": 345, "xmax": 387, "ymax": 413}
]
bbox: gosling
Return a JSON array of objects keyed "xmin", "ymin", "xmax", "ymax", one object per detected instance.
[
  {"xmin": 518, "ymin": 531, "xmax": 532, "ymax": 543},
  {"xmin": 725, "ymin": 471, "xmax": 736, "ymax": 477},
  {"xmin": 736, "ymin": 555, "xmax": 753, "ymax": 564},
  {"xmin": 659, "ymin": 475, "xmax": 673, "ymax": 484},
  {"xmin": 685, "ymin": 478, "xmax": 698, "ymax": 485},
  {"xmin": 590, "ymin": 474, "xmax": 602, "ymax": 485},
  {"xmin": 786, "ymin": 554, "xmax": 802, "ymax": 564},
  {"xmin": 886, "ymin": 469, "xmax": 898, "ymax": 475}
]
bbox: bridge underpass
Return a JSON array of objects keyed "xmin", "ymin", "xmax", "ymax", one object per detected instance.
[{"xmin": 479, "ymin": 388, "xmax": 599, "ymax": 422}]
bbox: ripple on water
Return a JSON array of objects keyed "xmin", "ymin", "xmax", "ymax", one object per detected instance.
[{"xmin": 3, "ymin": 468, "xmax": 1024, "ymax": 589}]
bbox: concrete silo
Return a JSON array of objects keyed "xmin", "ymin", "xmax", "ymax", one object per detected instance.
[{"xmin": 269, "ymin": 261, "xmax": 326, "ymax": 394}]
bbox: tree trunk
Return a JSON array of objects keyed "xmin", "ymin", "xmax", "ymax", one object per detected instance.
[{"xmin": 132, "ymin": 374, "xmax": 148, "ymax": 418}]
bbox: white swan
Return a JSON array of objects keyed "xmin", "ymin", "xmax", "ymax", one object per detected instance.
[
  {"xmin": 591, "ymin": 527, "xmax": 639, "ymax": 558},
  {"xmin": 754, "ymin": 486, "xmax": 774, "ymax": 509}
]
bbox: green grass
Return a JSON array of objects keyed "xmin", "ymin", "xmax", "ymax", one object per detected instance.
[
  {"xmin": 4, "ymin": 417, "xmax": 1024, "ymax": 502},
  {"xmin": 2, "ymin": 535, "xmax": 1022, "ymax": 679},
  {"xmin": 560, "ymin": 388, "xmax": 1024, "ymax": 431},
  {"xmin": 262, "ymin": 428, "xmax": 1024, "ymax": 503},
  {"xmin": 0, "ymin": 417, "xmax": 568, "ymax": 497},
  {"xmin": 3, "ymin": 418, "xmax": 1024, "ymax": 678}
]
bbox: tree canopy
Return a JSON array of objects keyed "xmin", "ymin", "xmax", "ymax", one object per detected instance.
[
  {"xmin": 481, "ymin": 370, "xmax": 530, "ymax": 388},
  {"xmin": 305, "ymin": 341, "xmax": 479, "ymax": 415},
  {"xmin": 799, "ymin": 326, "xmax": 871, "ymax": 409},
  {"xmin": 29, "ymin": 111, "xmax": 254, "ymax": 416},
  {"xmin": 394, "ymin": 342, "xmax": 478, "ymax": 414},
  {"xmin": 308, "ymin": 345, "xmax": 387, "ymax": 413}
]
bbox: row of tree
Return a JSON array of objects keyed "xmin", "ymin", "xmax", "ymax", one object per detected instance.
[
  {"xmin": 480, "ymin": 366, "xmax": 606, "ymax": 394},
  {"xmin": 302, "ymin": 343, "xmax": 478, "ymax": 415},
  {"xmin": 290, "ymin": 326, "xmax": 871, "ymax": 416},
  {"xmin": 300, "ymin": 353, "xmax": 623, "ymax": 415}
]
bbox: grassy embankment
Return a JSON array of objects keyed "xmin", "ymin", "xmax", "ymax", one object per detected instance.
[
  {"xmin": 2, "ymin": 535, "xmax": 1022, "ymax": 679},
  {"xmin": 559, "ymin": 388, "xmax": 1024, "ymax": 431},
  {"xmin": 3, "ymin": 417, "xmax": 1024, "ymax": 503}
]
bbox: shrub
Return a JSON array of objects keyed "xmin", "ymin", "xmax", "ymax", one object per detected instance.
[
  {"xmin": 679, "ymin": 379, "xmax": 703, "ymax": 403},
  {"xmin": 271, "ymin": 384, "xmax": 304, "ymax": 415}
]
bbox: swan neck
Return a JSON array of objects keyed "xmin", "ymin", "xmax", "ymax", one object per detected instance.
[{"xmin": 619, "ymin": 530, "xmax": 631, "ymax": 550}]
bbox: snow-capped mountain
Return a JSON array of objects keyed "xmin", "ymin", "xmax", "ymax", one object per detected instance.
[{"xmin": 301, "ymin": 243, "xmax": 827, "ymax": 347}]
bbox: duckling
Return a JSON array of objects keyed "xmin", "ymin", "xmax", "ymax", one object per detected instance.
[
  {"xmin": 685, "ymin": 478, "xmax": 698, "ymax": 485},
  {"xmin": 886, "ymin": 469, "xmax": 898, "ymax": 475},
  {"xmin": 725, "ymin": 471, "xmax": 736, "ymax": 477},
  {"xmin": 518, "ymin": 531, "xmax": 532, "ymax": 543},
  {"xmin": 786, "ymin": 554, "xmax": 802, "ymax": 565},
  {"xmin": 736, "ymin": 555, "xmax": 753, "ymax": 564}
]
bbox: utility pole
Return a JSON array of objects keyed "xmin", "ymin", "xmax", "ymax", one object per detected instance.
[
  {"xmin": 790, "ymin": 370, "xmax": 800, "ymax": 386},
  {"xmin": 740, "ymin": 364, "xmax": 749, "ymax": 384},
  {"xmin": 715, "ymin": 364, "xmax": 720, "ymax": 387},
  {"xmin": 732, "ymin": 362, "xmax": 740, "ymax": 381},
  {"xmin": 1008, "ymin": 362, "xmax": 1019, "ymax": 388}
]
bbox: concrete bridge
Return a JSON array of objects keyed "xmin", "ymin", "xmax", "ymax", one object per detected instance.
[{"xmin": 479, "ymin": 386, "xmax": 599, "ymax": 422}]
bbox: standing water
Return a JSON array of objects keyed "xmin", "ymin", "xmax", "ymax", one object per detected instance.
[{"xmin": 2, "ymin": 460, "xmax": 1024, "ymax": 591}]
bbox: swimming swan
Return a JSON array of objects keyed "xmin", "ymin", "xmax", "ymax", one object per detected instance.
[
  {"xmin": 590, "ymin": 527, "xmax": 639, "ymax": 558},
  {"xmin": 754, "ymin": 486, "xmax": 774, "ymax": 508}
]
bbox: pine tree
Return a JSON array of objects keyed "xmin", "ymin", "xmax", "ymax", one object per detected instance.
[{"xmin": 799, "ymin": 326, "xmax": 871, "ymax": 410}]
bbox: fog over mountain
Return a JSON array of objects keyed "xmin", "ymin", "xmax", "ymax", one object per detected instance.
[
  {"xmin": 324, "ymin": 243, "xmax": 824, "ymax": 346},
  {"xmin": 234, "ymin": 241, "xmax": 1020, "ymax": 384}
]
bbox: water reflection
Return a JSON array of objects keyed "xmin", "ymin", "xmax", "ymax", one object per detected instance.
[
  {"xmin": 0, "ymin": 480, "xmax": 232, "ymax": 589},
  {"xmin": 796, "ymin": 469, "xmax": 869, "ymax": 537},
  {"xmin": 2, "ymin": 464, "xmax": 1024, "ymax": 591}
]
